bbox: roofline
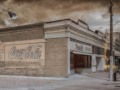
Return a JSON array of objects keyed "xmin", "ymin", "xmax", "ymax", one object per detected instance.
[
  {"xmin": 0, "ymin": 18, "xmax": 105, "ymax": 40},
  {"xmin": 78, "ymin": 19, "xmax": 88, "ymax": 25},
  {"xmin": 44, "ymin": 18, "xmax": 71, "ymax": 23},
  {"xmin": 45, "ymin": 18, "xmax": 87, "ymax": 26},
  {"xmin": 0, "ymin": 22, "xmax": 43, "ymax": 32},
  {"xmin": 44, "ymin": 19, "xmax": 106, "ymax": 41},
  {"xmin": 0, "ymin": 18, "xmax": 89, "ymax": 32}
]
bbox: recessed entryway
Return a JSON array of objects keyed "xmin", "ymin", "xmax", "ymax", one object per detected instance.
[{"xmin": 70, "ymin": 52, "xmax": 91, "ymax": 74}]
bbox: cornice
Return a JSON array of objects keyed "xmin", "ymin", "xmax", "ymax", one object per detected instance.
[
  {"xmin": 44, "ymin": 19, "xmax": 70, "ymax": 29},
  {"xmin": 44, "ymin": 19, "xmax": 106, "ymax": 41},
  {"xmin": 0, "ymin": 22, "xmax": 43, "ymax": 32},
  {"xmin": 45, "ymin": 29, "xmax": 104, "ymax": 48},
  {"xmin": 69, "ymin": 31, "xmax": 104, "ymax": 48},
  {"xmin": 69, "ymin": 29, "xmax": 105, "ymax": 43}
]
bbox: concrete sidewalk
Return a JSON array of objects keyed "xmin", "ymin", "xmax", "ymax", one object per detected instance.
[
  {"xmin": 0, "ymin": 74, "xmax": 120, "ymax": 90},
  {"xmin": 81, "ymin": 71, "xmax": 120, "ymax": 81}
]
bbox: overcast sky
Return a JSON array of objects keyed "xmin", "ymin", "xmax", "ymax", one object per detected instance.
[{"xmin": 0, "ymin": 0, "xmax": 120, "ymax": 33}]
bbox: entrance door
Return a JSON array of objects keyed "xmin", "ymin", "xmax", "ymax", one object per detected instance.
[
  {"xmin": 70, "ymin": 53, "xmax": 91, "ymax": 74},
  {"xmin": 96, "ymin": 57, "xmax": 103, "ymax": 71}
]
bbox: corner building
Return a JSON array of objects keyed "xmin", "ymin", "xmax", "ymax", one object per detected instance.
[{"xmin": 0, "ymin": 19, "xmax": 106, "ymax": 77}]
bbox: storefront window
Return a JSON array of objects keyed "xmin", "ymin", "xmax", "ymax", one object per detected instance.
[{"xmin": 93, "ymin": 46, "xmax": 104, "ymax": 55}]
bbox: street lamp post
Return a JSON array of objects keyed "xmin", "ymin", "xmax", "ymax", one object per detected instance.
[{"xmin": 109, "ymin": 0, "xmax": 114, "ymax": 81}]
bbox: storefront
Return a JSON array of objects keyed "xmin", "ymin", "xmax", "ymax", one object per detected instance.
[{"xmin": 70, "ymin": 39, "xmax": 92, "ymax": 74}]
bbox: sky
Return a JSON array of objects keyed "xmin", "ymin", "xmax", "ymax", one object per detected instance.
[{"xmin": 0, "ymin": 0, "xmax": 120, "ymax": 33}]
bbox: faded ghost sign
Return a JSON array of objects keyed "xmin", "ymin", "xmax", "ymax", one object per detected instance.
[
  {"xmin": 8, "ymin": 45, "xmax": 42, "ymax": 60},
  {"xmin": 0, "ymin": 39, "xmax": 45, "ymax": 68},
  {"xmin": 75, "ymin": 44, "xmax": 84, "ymax": 52},
  {"xmin": 5, "ymin": 40, "xmax": 45, "ymax": 61},
  {"xmin": 70, "ymin": 41, "xmax": 92, "ymax": 54}
]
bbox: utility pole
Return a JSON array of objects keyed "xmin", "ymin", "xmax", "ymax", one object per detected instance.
[{"xmin": 109, "ymin": 0, "xmax": 114, "ymax": 81}]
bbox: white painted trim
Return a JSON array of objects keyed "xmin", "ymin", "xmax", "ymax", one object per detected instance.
[
  {"xmin": 4, "ymin": 39, "xmax": 46, "ymax": 45},
  {"xmin": 67, "ymin": 38, "xmax": 71, "ymax": 75},
  {"xmin": 94, "ymin": 54, "xmax": 104, "ymax": 58},
  {"xmin": 44, "ymin": 19, "xmax": 105, "ymax": 40},
  {"xmin": 45, "ymin": 30, "xmax": 104, "ymax": 48},
  {"xmin": 44, "ymin": 26, "xmax": 104, "ymax": 48},
  {"xmin": 73, "ymin": 51, "xmax": 92, "ymax": 56},
  {"xmin": 69, "ymin": 31, "xmax": 104, "ymax": 48},
  {"xmin": 45, "ymin": 31, "xmax": 70, "ymax": 39}
]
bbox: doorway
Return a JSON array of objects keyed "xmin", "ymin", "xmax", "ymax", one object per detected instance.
[
  {"xmin": 96, "ymin": 57, "xmax": 103, "ymax": 71},
  {"xmin": 70, "ymin": 52, "xmax": 91, "ymax": 74}
]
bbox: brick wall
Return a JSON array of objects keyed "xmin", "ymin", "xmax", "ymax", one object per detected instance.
[
  {"xmin": 0, "ymin": 25, "xmax": 44, "ymax": 42},
  {"xmin": 45, "ymin": 38, "xmax": 68, "ymax": 77},
  {"xmin": 0, "ymin": 24, "xmax": 46, "ymax": 76},
  {"xmin": 0, "ymin": 24, "xmax": 69, "ymax": 77}
]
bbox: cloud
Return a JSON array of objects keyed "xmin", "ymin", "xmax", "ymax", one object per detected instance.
[{"xmin": 0, "ymin": 0, "xmax": 120, "ymax": 32}]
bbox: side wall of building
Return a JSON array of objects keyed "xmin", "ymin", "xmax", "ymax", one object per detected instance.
[
  {"xmin": 0, "ymin": 25, "xmax": 46, "ymax": 76},
  {"xmin": 45, "ymin": 38, "xmax": 68, "ymax": 77}
]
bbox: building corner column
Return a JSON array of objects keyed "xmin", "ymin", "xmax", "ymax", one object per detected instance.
[
  {"xmin": 92, "ymin": 54, "xmax": 96, "ymax": 72},
  {"xmin": 67, "ymin": 38, "xmax": 71, "ymax": 76}
]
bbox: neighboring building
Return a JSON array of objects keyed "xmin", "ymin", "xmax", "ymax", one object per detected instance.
[
  {"xmin": 114, "ymin": 32, "xmax": 120, "ymax": 65},
  {"xmin": 0, "ymin": 19, "xmax": 107, "ymax": 77},
  {"xmin": 106, "ymin": 32, "xmax": 120, "ymax": 65}
]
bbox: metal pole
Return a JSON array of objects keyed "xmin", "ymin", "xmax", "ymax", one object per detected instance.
[{"xmin": 109, "ymin": 0, "xmax": 114, "ymax": 81}]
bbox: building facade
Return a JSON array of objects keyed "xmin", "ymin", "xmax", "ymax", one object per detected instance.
[
  {"xmin": 106, "ymin": 32, "xmax": 120, "ymax": 66},
  {"xmin": 0, "ymin": 19, "xmax": 106, "ymax": 77}
]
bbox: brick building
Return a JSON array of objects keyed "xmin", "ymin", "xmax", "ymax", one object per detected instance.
[{"xmin": 0, "ymin": 19, "xmax": 107, "ymax": 77}]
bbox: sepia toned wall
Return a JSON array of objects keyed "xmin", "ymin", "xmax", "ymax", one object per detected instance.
[
  {"xmin": 0, "ymin": 24, "xmax": 47, "ymax": 76},
  {"xmin": 0, "ymin": 23, "xmax": 44, "ymax": 42},
  {"xmin": 45, "ymin": 38, "xmax": 68, "ymax": 77},
  {"xmin": 0, "ymin": 23, "xmax": 69, "ymax": 77},
  {"xmin": 0, "ymin": 38, "xmax": 69, "ymax": 77}
]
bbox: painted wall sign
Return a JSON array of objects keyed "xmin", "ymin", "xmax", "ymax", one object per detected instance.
[
  {"xmin": 5, "ymin": 43, "xmax": 45, "ymax": 61},
  {"xmin": 2, "ymin": 39, "xmax": 46, "ymax": 68},
  {"xmin": 8, "ymin": 45, "xmax": 42, "ymax": 60},
  {"xmin": 0, "ymin": 39, "xmax": 46, "ymax": 70},
  {"xmin": 70, "ymin": 41, "xmax": 92, "ymax": 54}
]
